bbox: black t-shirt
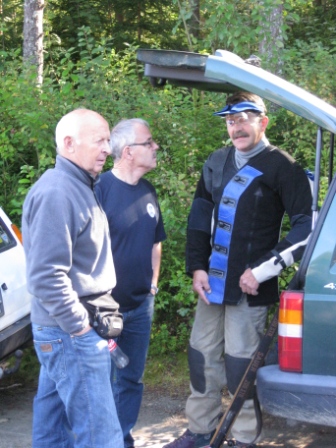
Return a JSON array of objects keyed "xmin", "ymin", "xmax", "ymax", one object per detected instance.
[{"xmin": 95, "ymin": 171, "xmax": 166, "ymax": 311}]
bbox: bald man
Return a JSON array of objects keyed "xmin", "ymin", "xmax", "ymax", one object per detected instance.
[{"xmin": 22, "ymin": 109, "xmax": 123, "ymax": 448}]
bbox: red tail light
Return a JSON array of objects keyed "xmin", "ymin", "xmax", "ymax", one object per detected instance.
[{"xmin": 278, "ymin": 291, "xmax": 303, "ymax": 372}]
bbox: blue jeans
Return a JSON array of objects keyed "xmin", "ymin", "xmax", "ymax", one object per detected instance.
[
  {"xmin": 111, "ymin": 295, "xmax": 154, "ymax": 448},
  {"xmin": 32, "ymin": 324, "xmax": 123, "ymax": 448}
]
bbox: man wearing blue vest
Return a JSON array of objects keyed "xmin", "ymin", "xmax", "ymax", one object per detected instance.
[{"xmin": 164, "ymin": 92, "xmax": 312, "ymax": 448}]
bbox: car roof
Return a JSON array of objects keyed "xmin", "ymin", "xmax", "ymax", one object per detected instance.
[{"xmin": 137, "ymin": 49, "xmax": 336, "ymax": 133}]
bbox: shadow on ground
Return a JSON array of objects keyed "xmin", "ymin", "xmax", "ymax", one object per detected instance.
[{"xmin": 1, "ymin": 381, "xmax": 336, "ymax": 447}]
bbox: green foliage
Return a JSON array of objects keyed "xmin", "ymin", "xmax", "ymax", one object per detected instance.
[
  {"xmin": 282, "ymin": 40, "xmax": 336, "ymax": 102},
  {"xmin": 288, "ymin": 1, "xmax": 336, "ymax": 50},
  {"xmin": 2, "ymin": 2, "xmax": 336, "ymax": 354},
  {"xmin": 43, "ymin": 0, "xmax": 185, "ymax": 55},
  {"xmin": 173, "ymin": 0, "xmax": 299, "ymax": 63},
  {"xmin": 149, "ymin": 322, "xmax": 191, "ymax": 356},
  {"xmin": 0, "ymin": 64, "xmax": 56, "ymax": 221},
  {"xmin": 2, "ymin": 346, "xmax": 39, "ymax": 387},
  {"xmin": 0, "ymin": 0, "xmax": 23, "ymax": 52}
]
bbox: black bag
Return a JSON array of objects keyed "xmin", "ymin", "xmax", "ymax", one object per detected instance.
[{"xmin": 81, "ymin": 293, "xmax": 123, "ymax": 339}]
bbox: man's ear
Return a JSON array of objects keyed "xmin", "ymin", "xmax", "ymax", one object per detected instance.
[
  {"xmin": 260, "ymin": 116, "xmax": 269, "ymax": 132},
  {"xmin": 123, "ymin": 145, "xmax": 133, "ymax": 159},
  {"xmin": 64, "ymin": 136, "xmax": 75, "ymax": 154}
]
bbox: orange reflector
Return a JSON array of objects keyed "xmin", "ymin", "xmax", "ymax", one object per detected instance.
[
  {"xmin": 279, "ymin": 308, "xmax": 302, "ymax": 325},
  {"xmin": 278, "ymin": 290, "xmax": 303, "ymax": 372},
  {"xmin": 11, "ymin": 223, "xmax": 23, "ymax": 244}
]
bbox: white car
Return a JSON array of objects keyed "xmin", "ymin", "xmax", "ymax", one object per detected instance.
[{"xmin": 0, "ymin": 207, "xmax": 32, "ymax": 379}]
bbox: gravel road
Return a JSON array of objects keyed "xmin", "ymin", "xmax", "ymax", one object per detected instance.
[{"xmin": 1, "ymin": 380, "xmax": 336, "ymax": 447}]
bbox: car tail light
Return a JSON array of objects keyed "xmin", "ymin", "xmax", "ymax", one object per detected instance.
[
  {"xmin": 278, "ymin": 290, "xmax": 303, "ymax": 372},
  {"xmin": 11, "ymin": 223, "xmax": 23, "ymax": 244}
]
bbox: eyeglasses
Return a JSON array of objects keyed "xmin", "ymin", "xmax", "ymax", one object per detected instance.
[
  {"xmin": 225, "ymin": 112, "xmax": 261, "ymax": 127},
  {"xmin": 128, "ymin": 138, "xmax": 156, "ymax": 148}
]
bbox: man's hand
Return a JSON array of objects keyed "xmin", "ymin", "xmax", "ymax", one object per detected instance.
[
  {"xmin": 193, "ymin": 270, "xmax": 211, "ymax": 305},
  {"xmin": 239, "ymin": 268, "xmax": 259, "ymax": 296},
  {"xmin": 73, "ymin": 324, "xmax": 92, "ymax": 336}
]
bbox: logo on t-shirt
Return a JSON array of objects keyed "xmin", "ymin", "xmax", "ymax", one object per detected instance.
[{"xmin": 147, "ymin": 203, "xmax": 156, "ymax": 218}]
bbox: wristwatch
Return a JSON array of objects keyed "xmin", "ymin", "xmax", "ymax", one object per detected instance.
[{"xmin": 150, "ymin": 284, "xmax": 159, "ymax": 295}]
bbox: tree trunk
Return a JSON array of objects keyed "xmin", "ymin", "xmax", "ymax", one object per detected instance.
[
  {"xmin": 0, "ymin": 0, "xmax": 3, "ymax": 50},
  {"xmin": 188, "ymin": 0, "xmax": 200, "ymax": 40},
  {"xmin": 23, "ymin": 0, "xmax": 44, "ymax": 85},
  {"xmin": 258, "ymin": 3, "xmax": 284, "ymax": 76}
]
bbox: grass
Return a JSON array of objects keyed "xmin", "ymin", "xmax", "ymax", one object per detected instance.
[
  {"xmin": 1, "ymin": 345, "xmax": 190, "ymax": 395},
  {"xmin": 144, "ymin": 351, "xmax": 190, "ymax": 396}
]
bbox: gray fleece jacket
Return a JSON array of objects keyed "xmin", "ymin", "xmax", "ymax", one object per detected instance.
[{"xmin": 22, "ymin": 155, "xmax": 116, "ymax": 334}]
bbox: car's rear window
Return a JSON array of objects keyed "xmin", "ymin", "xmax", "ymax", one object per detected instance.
[
  {"xmin": 0, "ymin": 219, "xmax": 17, "ymax": 253},
  {"xmin": 330, "ymin": 244, "xmax": 336, "ymax": 275}
]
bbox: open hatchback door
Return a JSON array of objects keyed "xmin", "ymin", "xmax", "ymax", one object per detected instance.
[{"xmin": 138, "ymin": 48, "xmax": 336, "ymax": 427}]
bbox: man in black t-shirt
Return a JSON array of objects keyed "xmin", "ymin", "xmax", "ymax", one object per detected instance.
[{"xmin": 95, "ymin": 118, "xmax": 166, "ymax": 448}]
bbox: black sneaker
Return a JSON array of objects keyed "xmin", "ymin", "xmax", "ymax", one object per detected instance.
[{"xmin": 162, "ymin": 429, "xmax": 214, "ymax": 448}]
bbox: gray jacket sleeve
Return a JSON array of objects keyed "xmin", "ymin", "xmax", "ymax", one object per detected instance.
[{"xmin": 22, "ymin": 188, "xmax": 90, "ymax": 334}]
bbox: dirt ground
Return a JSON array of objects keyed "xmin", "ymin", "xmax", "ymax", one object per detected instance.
[{"xmin": 1, "ymin": 380, "xmax": 336, "ymax": 448}]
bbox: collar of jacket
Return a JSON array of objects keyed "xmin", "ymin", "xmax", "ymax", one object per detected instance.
[{"xmin": 55, "ymin": 155, "xmax": 100, "ymax": 189}]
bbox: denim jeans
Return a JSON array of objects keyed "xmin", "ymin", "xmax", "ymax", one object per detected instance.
[
  {"xmin": 111, "ymin": 294, "xmax": 154, "ymax": 448},
  {"xmin": 32, "ymin": 324, "xmax": 123, "ymax": 448}
]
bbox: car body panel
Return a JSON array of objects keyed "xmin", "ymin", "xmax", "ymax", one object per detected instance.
[
  {"xmin": 256, "ymin": 160, "xmax": 336, "ymax": 424},
  {"xmin": 257, "ymin": 365, "xmax": 336, "ymax": 426},
  {"xmin": 301, "ymin": 176, "xmax": 336, "ymax": 375},
  {"xmin": 0, "ymin": 315, "xmax": 32, "ymax": 361},
  {"xmin": 303, "ymin": 297, "xmax": 336, "ymax": 375},
  {"xmin": 0, "ymin": 208, "xmax": 32, "ymax": 364},
  {"xmin": 137, "ymin": 48, "xmax": 237, "ymax": 92}
]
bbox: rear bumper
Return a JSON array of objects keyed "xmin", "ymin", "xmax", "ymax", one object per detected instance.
[
  {"xmin": 0, "ymin": 315, "xmax": 32, "ymax": 361},
  {"xmin": 257, "ymin": 364, "xmax": 336, "ymax": 427}
]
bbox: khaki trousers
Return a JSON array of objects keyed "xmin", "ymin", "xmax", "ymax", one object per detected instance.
[{"xmin": 186, "ymin": 296, "xmax": 268, "ymax": 443}]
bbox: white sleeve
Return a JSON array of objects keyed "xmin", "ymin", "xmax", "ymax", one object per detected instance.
[{"xmin": 252, "ymin": 234, "xmax": 311, "ymax": 284}]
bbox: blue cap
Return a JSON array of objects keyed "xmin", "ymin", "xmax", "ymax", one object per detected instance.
[{"xmin": 213, "ymin": 101, "xmax": 265, "ymax": 117}]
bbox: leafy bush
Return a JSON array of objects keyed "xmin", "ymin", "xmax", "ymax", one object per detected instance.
[{"xmin": 1, "ymin": 27, "xmax": 335, "ymax": 354}]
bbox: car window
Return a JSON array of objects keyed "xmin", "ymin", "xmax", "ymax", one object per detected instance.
[
  {"xmin": 330, "ymin": 246, "xmax": 336, "ymax": 275},
  {"xmin": 0, "ymin": 219, "xmax": 17, "ymax": 253}
]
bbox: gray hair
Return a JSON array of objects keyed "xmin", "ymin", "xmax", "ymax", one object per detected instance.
[{"xmin": 110, "ymin": 118, "xmax": 149, "ymax": 160}]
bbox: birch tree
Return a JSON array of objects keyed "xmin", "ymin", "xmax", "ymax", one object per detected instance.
[
  {"xmin": 23, "ymin": 0, "xmax": 44, "ymax": 85},
  {"xmin": 258, "ymin": 1, "xmax": 284, "ymax": 75}
]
